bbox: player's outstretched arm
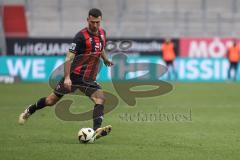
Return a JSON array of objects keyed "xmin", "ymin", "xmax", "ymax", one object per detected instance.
[
  {"xmin": 64, "ymin": 51, "xmax": 75, "ymax": 90},
  {"xmin": 101, "ymin": 49, "xmax": 113, "ymax": 66}
]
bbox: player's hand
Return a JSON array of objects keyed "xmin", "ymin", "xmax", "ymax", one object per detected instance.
[
  {"xmin": 64, "ymin": 77, "xmax": 72, "ymax": 91},
  {"xmin": 104, "ymin": 59, "xmax": 114, "ymax": 67}
]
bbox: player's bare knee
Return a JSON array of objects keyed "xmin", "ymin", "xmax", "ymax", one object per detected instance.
[
  {"xmin": 91, "ymin": 94, "xmax": 105, "ymax": 104},
  {"xmin": 94, "ymin": 96, "xmax": 105, "ymax": 104},
  {"xmin": 91, "ymin": 90, "xmax": 105, "ymax": 104},
  {"xmin": 45, "ymin": 96, "xmax": 58, "ymax": 106}
]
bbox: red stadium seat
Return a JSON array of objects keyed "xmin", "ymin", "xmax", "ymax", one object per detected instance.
[{"xmin": 3, "ymin": 5, "xmax": 28, "ymax": 37}]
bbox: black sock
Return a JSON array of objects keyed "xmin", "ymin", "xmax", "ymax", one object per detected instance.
[
  {"xmin": 93, "ymin": 104, "xmax": 104, "ymax": 131},
  {"xmin": 28, "ymin": 97, "xmax": 47, "ymax": 114}
]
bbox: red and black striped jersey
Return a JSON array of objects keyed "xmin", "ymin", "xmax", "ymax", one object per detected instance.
[{"xmin": 69, "ymin": 27, "xmax": 106, "ymax": 81}]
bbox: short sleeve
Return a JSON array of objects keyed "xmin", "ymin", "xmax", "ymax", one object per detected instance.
[{"xmin": 69, "ymin": 32, "xmax": 85, "ymax": 54}]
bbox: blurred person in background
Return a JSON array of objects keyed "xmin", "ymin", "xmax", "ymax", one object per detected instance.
[
  {"xmin": 161, "ymin": 38, "xmax": 177, "ymax": 80},
  {"xmin": 227, "ymin": 41, "xmax": 239, "ymax": 81}
]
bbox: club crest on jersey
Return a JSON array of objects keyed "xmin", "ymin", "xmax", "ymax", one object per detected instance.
[
  {"xmin": 95, "ymin": 42, "xmax": 102, "ymax": 52},
  {"xmin": 70, "ymin": 43, "xmax": 76, "ymax": 50}
]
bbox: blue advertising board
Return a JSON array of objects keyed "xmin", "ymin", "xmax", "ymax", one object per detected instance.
[{"xmin": 0, "ymin": 56, "xmax": 239, "ymax": 82}]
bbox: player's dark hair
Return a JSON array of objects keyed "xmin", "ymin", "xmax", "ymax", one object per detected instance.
[{"xmin": 88, "ymin": 8, "xmax": 102, "ymax": 18}]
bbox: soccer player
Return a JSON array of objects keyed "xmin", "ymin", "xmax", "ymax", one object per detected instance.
[{"xmin": 18, "ymin": 8, "xmax": 113, "ymax": 139}]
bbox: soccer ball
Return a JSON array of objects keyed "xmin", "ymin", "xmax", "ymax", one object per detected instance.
[{"xmin": 78, "ymin": 128, "xmax": 95, "ymax": 143}]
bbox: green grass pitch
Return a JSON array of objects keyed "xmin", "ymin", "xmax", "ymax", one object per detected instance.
[{"xmin": 0, "ymin": 82, "xmax": 239, "ymax": 160}]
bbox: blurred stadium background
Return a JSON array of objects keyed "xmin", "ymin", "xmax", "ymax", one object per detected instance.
[
  {"xmin": 0, "ymin": 1, "xmax": 240, "ymax": 160},
  {"xmin": 1, "ymin": 0, "xmax": 240, "ymax": 37},
  {"xmin": 0, "ymin": 0, "xmax": 240, "ymax": 82}
]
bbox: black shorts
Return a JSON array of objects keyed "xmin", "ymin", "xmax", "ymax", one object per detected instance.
[
  {"xmin": 229, "ymin": 62, "xmax": 238, "ymax": 69},
  {"xmin": 165, "ymin": 60, "xmax": 173, "ymax": 66},
  {"xmin": 54, "ymin": 74, "xmax": 101, "ymax": 98}
]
